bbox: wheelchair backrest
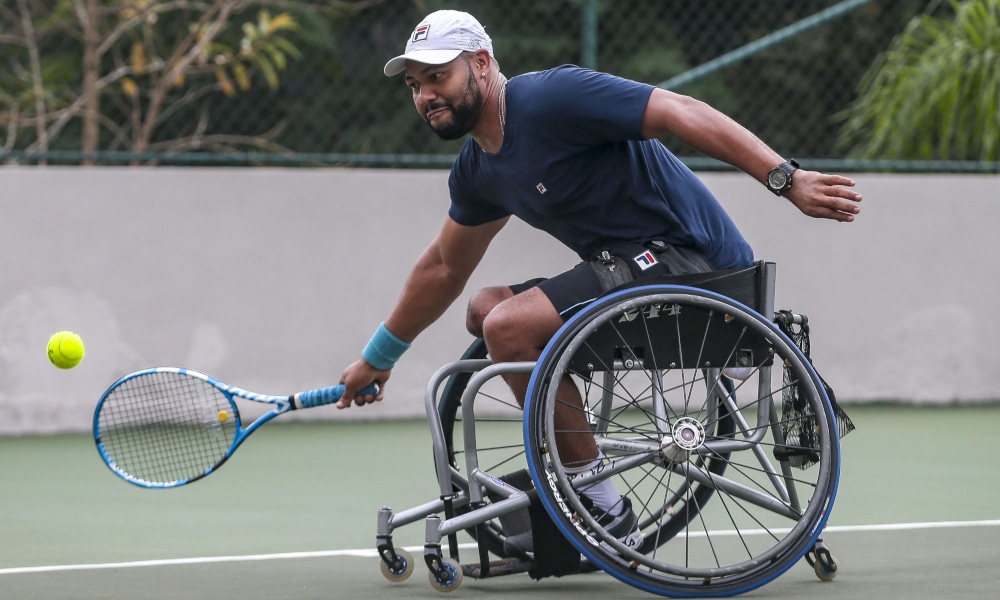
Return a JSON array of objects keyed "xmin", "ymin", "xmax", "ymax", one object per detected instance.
[
  {"xmin": 569, "ymin": 261, "xmax": 777, "ymax": 373},
  {"xmin": 614, "ymin": 260, "xmax": 775, "ymax": 316}
]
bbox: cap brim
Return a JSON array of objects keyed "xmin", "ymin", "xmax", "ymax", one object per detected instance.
[{"xmin": 383, "ymin": 49, "xmax": 464, "ymax": 77}]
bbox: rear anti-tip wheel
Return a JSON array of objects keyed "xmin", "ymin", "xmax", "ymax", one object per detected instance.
[
  {"xmin": 814, "ymin": 555, "xmax": 839, "ymax": 582},
  {"xmin": 379, "ymin": 548, "xmax": 414, "ymax": 582},
  {"xmin": 806, "ymin": 541, "xmax": 838, "ymax": 581}
]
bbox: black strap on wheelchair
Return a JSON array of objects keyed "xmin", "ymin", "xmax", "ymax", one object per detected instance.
[
  {"xmin": 488, "ymin": 470, "xmax": 580, "ymax": 579},
  {"xmin": 589, "ymin": 250, "xmax": 634, "ymax": 292},
  {"xmin": 527, "ymin": 495, "xmax": 581, "ymax": 579}
]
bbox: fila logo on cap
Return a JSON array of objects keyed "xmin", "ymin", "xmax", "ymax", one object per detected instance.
[{"xmin": 412, "ymin": 24, "xmax": 430, "ymax": 42}]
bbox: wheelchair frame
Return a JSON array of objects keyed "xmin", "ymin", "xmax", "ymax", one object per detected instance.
[{"xmin": 376, "ymin": 261, "xmax": 841, "ymax": 596}]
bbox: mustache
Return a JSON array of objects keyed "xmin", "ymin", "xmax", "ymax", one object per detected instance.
[{"xmin": 425, "ymin": 102, "xmax": 451, "ymax": 118}]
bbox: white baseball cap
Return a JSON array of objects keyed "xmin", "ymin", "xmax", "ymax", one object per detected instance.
[{"xmin": 383, "ymin": 10, "xmax": 494, "ymax": 77}]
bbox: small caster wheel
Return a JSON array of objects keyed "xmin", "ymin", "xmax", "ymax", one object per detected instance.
[
  {"xmin": 380, "ymin": 549, "xmax": 414, "ymax": 582},
  {"xmin": 805, "ymin": 539, "xmax": 838, "ymax": 581},
  {"xmin": 428, "ymin": 557, "xmax": 463, "ymax": 592},
  {"xmin": 813, "ymin": 552, "xmax": 838, "ymax": 581}
]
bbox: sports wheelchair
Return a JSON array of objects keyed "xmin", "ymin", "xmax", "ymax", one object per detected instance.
[{"xmin": 376, "ymin": 261, "xmax": 845, "ymax": 597}]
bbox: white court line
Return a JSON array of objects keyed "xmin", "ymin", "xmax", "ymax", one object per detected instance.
[
  {"xmin": 673, "ymin": 518, "xmax": 1000, "ymax": 539},
  {"xmin": 2, "ymin": 519, "xmax": 998, "ymax": 576},
  {"xmin": 824, "ymin": 519, "xmax": 1000, "ymax": 533}
]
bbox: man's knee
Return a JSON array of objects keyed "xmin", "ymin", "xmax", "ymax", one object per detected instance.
[
  {"xmin": 481, "ymin": 288, "xmax": 563, "ymax": 362},
  {"xmin": 466, "ymin": 286, "xmax": 513, "ymax": 337},
  {"xmin": 480, "ymin": 306, "xmax": 518, "ymax": 359}
]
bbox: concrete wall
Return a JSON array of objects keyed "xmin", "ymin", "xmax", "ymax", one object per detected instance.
[{"xmin": 1, "ymin": 167, "xmax": 997, "ymax": 434}]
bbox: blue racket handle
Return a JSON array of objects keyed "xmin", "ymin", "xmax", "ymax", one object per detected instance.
[{"xmin": 295, "ymin": 382, "xmax": 380, "ymax": 409}]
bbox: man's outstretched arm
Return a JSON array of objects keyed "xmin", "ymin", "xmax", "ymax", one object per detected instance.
[{"xmin": 641, "ymin": 87, "xmax": 862, "ymax": 222}]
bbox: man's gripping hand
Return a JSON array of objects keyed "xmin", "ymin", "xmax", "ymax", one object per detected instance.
[
  {"xmin": 337, "ymin": 358, "xmax": 388, "ymax": 408},
  {"xmin": 785, "ymin": 170, "xmax": 862, "ymax": 223}
]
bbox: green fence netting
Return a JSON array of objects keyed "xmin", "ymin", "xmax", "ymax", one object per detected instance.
[{"xmin": 1, "ymin": 0, "xmax": 996, "ymax": 171}]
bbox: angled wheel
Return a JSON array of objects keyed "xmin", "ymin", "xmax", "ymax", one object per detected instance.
[
  {"xmin": 524, "ymin": 284, "xmax": 840, "ymax": 597},
  {"xmin": 436, "ymin": 337, "xmax": 731, "ymax": 559}
]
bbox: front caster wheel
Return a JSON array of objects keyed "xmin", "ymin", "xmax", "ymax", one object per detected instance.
[
  {"xmin": 428, "ymin": 557, "xmax": 463, "ymax": 592},
  {"xmin": 380, "ymin": 548, "xmax": 414, "ymax": 582}
]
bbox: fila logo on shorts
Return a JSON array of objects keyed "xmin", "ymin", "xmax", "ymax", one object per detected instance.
[
  {"xmin": 634, "ymin": 250, "xmax": 658, "ymax": 270},
  {"xmin": 412, "ymin": 24, "xmax": 430, "ymax": 42}
]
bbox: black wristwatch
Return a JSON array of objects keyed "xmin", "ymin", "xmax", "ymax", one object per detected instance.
[{"xmin": 765, "ymin": 159, "xmax": 800, "ymax": 196}]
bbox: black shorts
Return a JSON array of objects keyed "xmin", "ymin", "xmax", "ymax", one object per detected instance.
[{"xmin": 509, "ymin": 243, "xmax": 716, "ymax": 320}]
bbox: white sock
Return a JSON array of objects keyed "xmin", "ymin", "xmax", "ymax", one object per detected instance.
[{"xmin": 565, "ymin": 455, "xmax": 624, "ymax": 516}]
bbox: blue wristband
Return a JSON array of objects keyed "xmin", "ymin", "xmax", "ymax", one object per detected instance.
[{"xmin": 362, "ymin": 322, "xmax": 412, "ymax": 371}]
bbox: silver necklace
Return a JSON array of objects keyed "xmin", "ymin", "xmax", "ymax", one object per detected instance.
[
  {"xmin": 481, "ymin": 77, "xmax": 508, "ymax": 153},
  {"xmin": 499, "ymin": 78, "xmax": 508, "ymax": 130}
]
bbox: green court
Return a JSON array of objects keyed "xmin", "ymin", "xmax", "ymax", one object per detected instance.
[{"xmin": 2, "ymin": 404, "xmax": 998, "ymax": 599}]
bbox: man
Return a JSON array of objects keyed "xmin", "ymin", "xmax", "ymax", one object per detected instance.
[{"xmin": 337, "ymin": 9, "xmax": 861, "ymax": 554}]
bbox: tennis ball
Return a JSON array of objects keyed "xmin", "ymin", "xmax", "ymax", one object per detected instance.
[
  {"xmin": 218, "ymin": 410, "xmax": 229, "ymax": 423},
  {"xmin": 47, "ymin": 331, "xmax": 85, "ymax": 369}
]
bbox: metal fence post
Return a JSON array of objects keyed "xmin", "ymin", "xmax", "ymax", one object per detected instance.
[{"xmin": 581, "ymin": 0, "xmax": 599, "ymax": 70}]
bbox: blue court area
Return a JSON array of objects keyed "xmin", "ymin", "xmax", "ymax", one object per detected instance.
[{"xmin": 1, "ymin": 404, "xmax": 998, "ymax": 599}]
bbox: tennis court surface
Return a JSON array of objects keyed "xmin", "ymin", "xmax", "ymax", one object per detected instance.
[{"xmin": 2, "ymin": 404, "xmax": 998, "ymax": 599}]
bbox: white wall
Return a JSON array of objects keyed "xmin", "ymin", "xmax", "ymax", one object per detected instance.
[{"xmin": 1, "ymin": 167, "xmax": 996, "ymax": 433}]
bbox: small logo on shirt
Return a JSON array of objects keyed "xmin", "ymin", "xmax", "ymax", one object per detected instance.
[
  {"xmin": 536, "ymin": 183, "xmax": 547, "ymax": 194},
  {"xmin": 634, "ymin": 250, "xmax": 659, "ymax": 270},
  {"xmin": 412, "ymin": 24, "xmax": 430, "ymax": 42}
]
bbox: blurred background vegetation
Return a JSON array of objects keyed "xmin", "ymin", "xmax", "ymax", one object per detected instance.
[{"xmin": 1, "ymin": 0, "xmax": 996, "ymax": 169}]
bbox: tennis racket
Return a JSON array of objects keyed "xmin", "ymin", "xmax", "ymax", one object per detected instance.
[{"xmin": 93, "ymin": 367, "xmax": 378, "ymax": 488}]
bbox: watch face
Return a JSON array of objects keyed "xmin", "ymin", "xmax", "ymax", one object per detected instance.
[{"xmin": 768, "ymin": 169, "xmax": 788, "ymax": 190}]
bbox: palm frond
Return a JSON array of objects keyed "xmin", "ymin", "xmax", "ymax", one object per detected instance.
[{"xmin": 837, "ymin": 0, "xmax": 1000, "ymax": 160}]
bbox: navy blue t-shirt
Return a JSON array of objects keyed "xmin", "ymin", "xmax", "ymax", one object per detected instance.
[{"xmin": 448, "ymin": 65, "xmax": 753, "ymax": 269}]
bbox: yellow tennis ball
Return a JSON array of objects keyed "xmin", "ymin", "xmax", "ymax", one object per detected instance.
[
  {"xmin": 218, "ymin": 410, "xmax": 229, "ymax": 423},
  {"xmin": 47, "ymin": 331, "xmax": 85, "ymax": 369}
]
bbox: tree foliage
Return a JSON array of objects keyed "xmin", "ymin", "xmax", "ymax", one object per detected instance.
[
  {"xmin": 0, "ymin": 0, "xmax": 320, "ymax": 159},
  {"xmin": 0, "ymin": 1, "xmax": 946, "ymax": 164},
  {"xmin": 838, "ymin": 0, "xmax": 1000, "ymax": 161}
]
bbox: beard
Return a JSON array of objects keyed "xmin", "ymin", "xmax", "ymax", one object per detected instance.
[{"xmin": 424, "ymin": 65, "xmax": 484, "ymax": 141}]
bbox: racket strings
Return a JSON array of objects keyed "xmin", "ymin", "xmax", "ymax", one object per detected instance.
[{"xmin": 97, "ymin": 372, "xmax": 237, "ymax": 485}]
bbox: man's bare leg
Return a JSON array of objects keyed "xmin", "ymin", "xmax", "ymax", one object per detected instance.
[
  {"xmin": 471, "ymin": 286, "xmax": 639, "ymax": 556},
  {"xmin": 476, "ymin": 287, "xmax": 599, "ymax": 467}
]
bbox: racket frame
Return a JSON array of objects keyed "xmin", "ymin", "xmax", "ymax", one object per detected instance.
[{"xmin": 94, "ymin": 367, "xmax": 358, "ymax": 488}]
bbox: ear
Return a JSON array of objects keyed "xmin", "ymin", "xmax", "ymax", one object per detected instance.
[{"xmin": 471, "ymin": 49, "xmax": 492, "ymax": 73}]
